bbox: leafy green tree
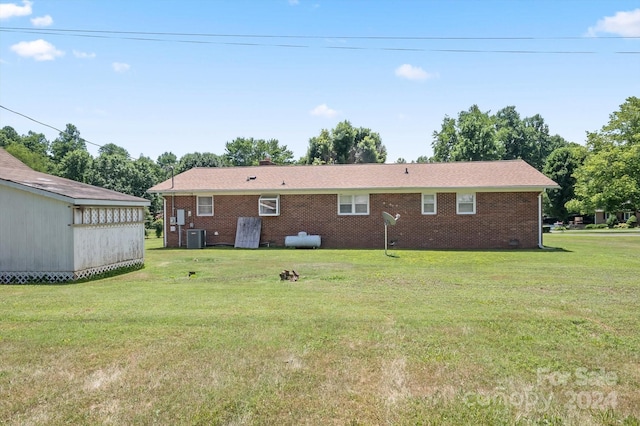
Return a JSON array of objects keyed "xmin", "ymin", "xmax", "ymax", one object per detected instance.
[
  {"xmin": 176, "ymin": 152, "xmax": 224, "ymax": 173},
  {"xmin": 224, "ymin": 137, "xmax": 294, "ymax": 166},
  {"xmin": 495, "ymin": 106, "xmax": 526, "ymax": 161},
  {"xmin": 452, "ymin": 105, "xmax": 502, "ymax": 161},
  {"xmin": 431, "ymin": 105, "xmax": 567, "ymax": 168},
  {"xmin": 99, "ymin": 143, "xmax": 130, "ymax": 158},
  {"xmin": 431, "ymin": 117, "xmax": 458, "ymax": 162},
  {"xmin": 303, "ymin": 121, "xmax": 386, "ymax": 164},
  {"xmin": 21, "ymin": 131, "xmax": 50, "ymax": 158},
  {"xmin": 543, "ymin": 144, "xmax": 587, "ymax": 221},
  {"xmin": 304, "ymin": 129, "xmax": 333, "ymax": 164},
  {"xmin": 50, "ymin": 124, "xmax": 87, "ymax": 163},
  {"xmin": 1, "ymin": 126, "xmax": 53, "ymax": 171},
  {"xmin": 568, "ymin": 97, "xmax": 640, "ymax": 214},
  {"xmin": 432, "ymin": 105, "xmax": 502, "ymax": 162},
  {"xmin": 88, "ymin": 154, "xmax": 137, "ymax": 194},
  {"xmin": 598, "ymin": 96, "xmax": 639, "ymax": 147},
  {"xmin": 4, "ymin": 143, "xmax": 52, "ymax": 172},
  {"xmin": 157, "ymin": 152, "xmax": 177, "ymax": 169},
  {"xmin": 567, "ymin": 144, "xmax": 640, "ymax": 214},
  {"xmin": 56, "ymin": 149, "xmax": 94, "ymax": 182},
  {"xmin": 0, "ymin": 126, "xmax": 20, "ymax": 147}
]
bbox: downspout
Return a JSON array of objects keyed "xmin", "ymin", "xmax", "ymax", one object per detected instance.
[
  {"xmin": 538, "ymin": 192, "xmax": 551, "ymax": 249},
  {"xmin": 163, "ymin": 197, "xmax": 167, "ymax": 247}
]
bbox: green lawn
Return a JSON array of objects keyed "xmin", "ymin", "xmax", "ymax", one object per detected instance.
[{"xmin": 1, "ymin": 234, "xmax": 639, "ymax": 425}]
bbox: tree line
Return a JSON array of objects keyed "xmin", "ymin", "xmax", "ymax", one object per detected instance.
[{"xmin": 1, "ymin": 97, "xmax": 638, "ymax": 222}]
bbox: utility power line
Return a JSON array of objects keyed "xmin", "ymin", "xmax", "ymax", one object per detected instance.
[
  {"xmin": 1, "ymin": 104, "xmax": 105, "ymax": 151},
  {"xmin": 1, "ymin": 26, "xmax": 638, "ymax": 54}
]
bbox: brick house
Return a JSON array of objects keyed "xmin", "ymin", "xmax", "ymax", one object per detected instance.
[{"xmin": 147, "ymin": 160, "xmax": 558, "ymax": 250}]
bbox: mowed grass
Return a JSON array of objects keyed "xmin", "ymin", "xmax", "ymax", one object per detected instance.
[{"xmin": 1, "ymin": 234, "xmax": 639, "ymax": 425}]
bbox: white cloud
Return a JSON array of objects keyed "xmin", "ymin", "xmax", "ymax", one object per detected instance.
[
  {"xmin": 395, "ymin": 64, "xmax": 436, "ymax": 81},
  {"xmin": 587, "ymin": 8, "xmax": 640, "ymax": 37},
  {"xmin": 112, "ymin": 62, "xmax": 130, "ymax": 73},
  {"xmin": 73, "ymin": 50, "xmax": 96, "ymax": 59},
  {"xmin": 310, "ymin": 103, "xmax": 338, "ymax": 118},
  {"xmin": 0, "ymin": 0, "xmax": 32, "ymax": 19},
  {"xmin": 31, "ymin": 14, "xmax": 52, "ymax": 27},
  {"xmin": 288, "ymin": 0, "xmax": 299, "ymax": 5},
  {"xmin": 10, "ymin": 39, "xmax": 64, "ymax": 61}
]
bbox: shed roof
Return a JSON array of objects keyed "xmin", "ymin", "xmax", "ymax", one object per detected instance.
[
  {"xmin": 148, "ymin": 159, "xmax": 558, "ymax": 194},
  {"xmin": 0, "ymin": 148, "xmax": 149, "ymax": 206}
]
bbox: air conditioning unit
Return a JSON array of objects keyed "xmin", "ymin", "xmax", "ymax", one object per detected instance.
[{"xmin": 186, "ymin": 229, "xmax": 206, "ymax": 249}]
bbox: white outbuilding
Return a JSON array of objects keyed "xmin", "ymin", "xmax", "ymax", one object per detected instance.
[{"xmin": 0, "ymin": 148, "xmax": 150, "ymax": 283}]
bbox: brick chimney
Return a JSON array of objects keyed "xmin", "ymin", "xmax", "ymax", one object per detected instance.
[{"xmin": 259, "ymin": 158, "xmax": 275, "ymax": 166}]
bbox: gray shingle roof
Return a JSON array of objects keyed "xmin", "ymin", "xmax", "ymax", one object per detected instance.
[
  {"xmin": 148, "ymin": 159, "xmax": 558, "ymax": 194},
  {"xmin": 0, "ymin": 148, "xmax": 149, "ymax": 205}
]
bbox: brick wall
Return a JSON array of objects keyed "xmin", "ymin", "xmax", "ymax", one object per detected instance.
[{"xmin": 163, "ymin": 191, "xmax": 541, "ymax": 249}]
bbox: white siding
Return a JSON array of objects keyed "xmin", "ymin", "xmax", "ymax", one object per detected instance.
[
  {"xmin": 74, "ymin": 223, "xmax": 145, "ymax": 271},
  {"xmin": 0, "ymin": 185, "xmax": 74, "ymax": 272}
]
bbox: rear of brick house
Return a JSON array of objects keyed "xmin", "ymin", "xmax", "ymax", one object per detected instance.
[{"xmin": 148, "ymin": 160, "xmax": 559, "ymax": 250}]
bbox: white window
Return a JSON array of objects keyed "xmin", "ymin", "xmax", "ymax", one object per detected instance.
[
  {"xmin": 259, "ymin": 195, "xmax": 280, "ymax": 216},
  {"xmin": 197, "ymin": 196, "xmax": 214, "ymax": 216},
  {"xmin": 422, "ymin": 193, "xmax": 437, "ymax": 215},
  {"xmin": 338, "ymin": 194, "xmax": 369, "ymax": 215},
  {"xmin": 623, "ymin": 212, "xmax": 632, "ymax": 221},
  {"xmin": 457, "ymin": 193, "xmax": 476, "ymax": 214}
]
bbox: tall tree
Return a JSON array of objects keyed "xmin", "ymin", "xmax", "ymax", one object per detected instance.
[
  {"xmin": 431, "ymin": 117, "xmax": 458, "ymax": 162},
  {"xmin": 495, "ymin": 106, "xmax": 526, "ymax": 161},
  {"xmin": 0, "ymin": 126, "xmax": 20, "ymax": 147},
  {"xmin": 50, "ymin": 124, "xmax": 87, "ymax": 163},
  {"xmin": 176, "ymin": 152, "xmax": 224, "ymax": 173},
  {"xmin": 303, "ymin": 121, "xmax": 386, "ymax": 164},
  {"xmin": 452, "ymin": 105, "xmax": 502, "ymax": 161},
  {"xmin": 1, "ymin": 127, "xmax": 52, "ymax": 171},
  {"xmin": 56, "ymin": 149, "xmax": 94, "ymax": 183},
  {"xmin": 543, "ymin": 144, "xmax": 587, "ymax": 221},
  {"xmin": 304, "ymin": 129, "xmax": 333, "ymax": 164},
  {"xmin": 4, "ymin": 143, "xmax": 52, "ymax": 172},
  {"xmin": 567, "ymin": 144, "xmax": 640, "ymax": 214},
  {"xmin": 224, "ymin": 137, "xmax": 294, "ymax": 166},
  {"xmin": 567, "ymin": 97, "xmax": 640, "ymax": 214},
  {"xmin": 430, "ymin": 105, "xmax": 566, "ymax": 168},
  {"xmin": 99, "ymin": 143, "xmax": 130, "ymax": 158}
]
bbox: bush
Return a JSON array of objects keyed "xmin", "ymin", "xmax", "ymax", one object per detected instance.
[
  {"xmin": 606, "ymin": 215, "xmax": 619, "ymax": 229},
  {"xmin": 627, "ymin": 215, "xmax": 638, "ymax": 228},
  {"xmin": 153, "ymin": 218, "xmax": 163, "ymax": 238},
  {"xmin": 542, "ymin": 225, "xmax": 551, "ymax": 233},
  {"xmin": 585, "ymin": 224, "xmax": 608, "ymax": 229},
  {"xmin": 553, "ymin": 225, "xmax": 567, "ymax": 232},
  {"xmin": 614, "ymin": 223, "xmax": 629, "ymax": 229}
]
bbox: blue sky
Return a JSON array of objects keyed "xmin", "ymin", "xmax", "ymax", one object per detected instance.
[{"xmin": 1, "ymin": 1, "xmax": 639, "ymax": 163}]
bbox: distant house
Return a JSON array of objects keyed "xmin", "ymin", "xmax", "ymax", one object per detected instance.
[
  {"xmin": 0, "ymin": 148, "xmax": 150, "ymax": 283},
  {"xmin": 148, "ymin": 159, "xmax": 558, "ymax": 250}
]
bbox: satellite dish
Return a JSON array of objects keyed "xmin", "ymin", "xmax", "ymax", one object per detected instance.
[
  {"xmin": 382, "ymin": 211, "xmax": 398, "ymax": 226},
  {"xmin": 382, "ymin": 211, "xmax": 400, "ymax": 256}
]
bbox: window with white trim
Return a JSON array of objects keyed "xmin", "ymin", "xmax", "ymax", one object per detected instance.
[
  {"xmin": 456, "ymin": 193, "xmax": 476, "ymax": 214},
  {"xmin": 422, "ymin": 193, "xmax": 437, "ymax": 215},
  {"xmin": 259, "ymin": 195, "xmax": 280, "ymax": 216},
  {"xmin": 338, "ymin": 194, "xmax": 369, "ymax": 215},
  {"xmin": 197, "ymin": 196, "xmax": 214, "ymax": 216},
  {"xmin": 623, "ymin": 211, "xmax": 632, "ymax": 221}
]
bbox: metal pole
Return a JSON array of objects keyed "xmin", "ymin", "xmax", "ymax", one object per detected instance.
[{"xmin": 384, "ymin": 223, "xmax": 388, "ymax": 255}]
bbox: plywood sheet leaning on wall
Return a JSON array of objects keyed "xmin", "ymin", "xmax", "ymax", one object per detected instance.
[{"xmin": 234, "ymin": 217, "xmax": 262, "ymax": 248}]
